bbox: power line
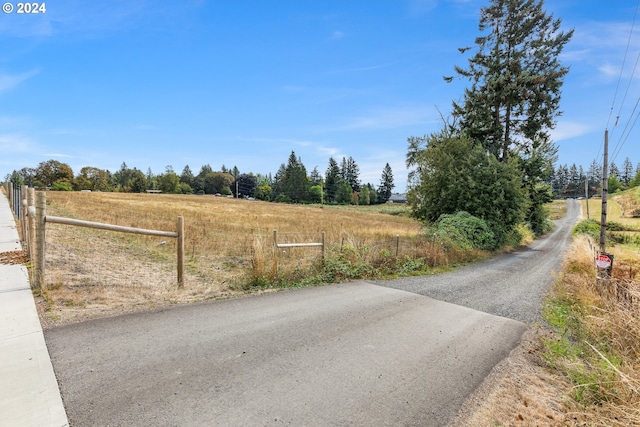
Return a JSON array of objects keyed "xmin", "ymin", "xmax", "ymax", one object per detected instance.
[
  {"xmin": 606, "ymin": 0, "xmax": 640, "ymax": 135},
  {"xmin": 603, "ymin": 0, "xmax": 640, "ymax": 168}
]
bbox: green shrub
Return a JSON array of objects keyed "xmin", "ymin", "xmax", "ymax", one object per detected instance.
[
  {"xmin": 50, "ymin": 180, "xmax": 73, "ymax": 191},
  {"xmin": 573, "ymin": 219, "xmax": 600, "ymax": 239},
  {"xmin": 606, "ymin": 221, "xmax": 626, "ymax": 231},
  {"xmin": 321, "ymin": 244, "xmax": 375, "ymax": 282},
  {"xmin": 428, "ymin": 211, "xmax": 496, "ymax": 250}
]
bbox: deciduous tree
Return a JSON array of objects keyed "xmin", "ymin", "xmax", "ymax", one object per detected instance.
[
  {"xmin": 34, "ymin": 159, "xmax": 74, "ymax": 188},
  {"xmin": 407, "ymin": 131, "xmax": 526, "ymax": 244}
]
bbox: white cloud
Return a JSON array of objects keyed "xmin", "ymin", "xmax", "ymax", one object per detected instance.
[
  {"xmin": 0, "ymin": 69, "xmax": 40, "ymax": 93},
  {"xmin": 48, "ymin": 128, "xmax": 82, "ymax": 136},
  {"xmin": 134, "ymin": 124, "xmax": 161, "ymax": 131},
  {"xmin": 332, "ymin": 63, "xmax": 394, "ymax": 73},
  {"xmin": 331, "ymin": 107, "xmax": 434, "ymax": 131},
  {"xmin": 598, "ymin": 63, "xmax": 619, "ymax": 79},
  {"xmin": 407, "ymin": 0, "xmax": 438, "ymax": 15},
  {"xmin": 551, "ymin": 120, "xmax": 593, "ymax": 142},
  {"xmin": 0, "ymin": 134, "xmax": 33, "ymax": 152}
]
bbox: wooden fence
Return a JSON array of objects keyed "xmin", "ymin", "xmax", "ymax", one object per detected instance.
[
  {"xmin": 16, "ymin": 189, "xmax": 185, "ymax": 289},
  {"xmin": 273, "ymin": 229, "xmax": 325, "ymax": 275}
]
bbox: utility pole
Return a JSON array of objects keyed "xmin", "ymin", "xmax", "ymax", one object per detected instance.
[
  {"xmin": 585, "ymin": 175, "xmax": 590, "ymax": 219},
  {"xmin": 599, "ymin": 129, "xmax": 609, "ymax": 254}
]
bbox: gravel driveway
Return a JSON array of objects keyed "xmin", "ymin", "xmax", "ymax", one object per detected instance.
[{"xmin": 369, "ymin": 199, "xmax": 581, "ymax": 324}]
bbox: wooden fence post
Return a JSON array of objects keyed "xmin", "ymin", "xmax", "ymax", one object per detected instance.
[
  {"xmin": 273, "ymin": 230, "xmax": 278, "ymax": 276},
  {"xmin": 27, "ymin": 188, "xmax": 35, "ymax": 266},
  {"xmin": 396, "ymin": 234, "xmax": 400, "ymax": 257},
  {"xmin": 34, "ymin": 191, "xmax": 46, "ymax": 290},
  {"xmin": 177, "ymin": 216, "xmax": 184, "ymax": 288},
  {"xmin": 8, "ymin": 183, "xmax": 13, "ymax": 212},
  {"xmin": 20, "ymin": 185, "xmax": 27, "ymax": 243},
  {"xmin": 322, "ymin": 231, "xmax": 325, "ymax": 262}
]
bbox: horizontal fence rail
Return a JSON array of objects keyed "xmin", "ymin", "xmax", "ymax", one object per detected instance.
[
  {"xmin": 25, "ymin": 191, "xmax": 186, "ymax": 289},
  {"xmin": 273, "ymin": 230, "xmax": 325, "ymax": 275},
  {"xmin": 45, "ymin": 215, "xmax": 180, "ymax": 239}
]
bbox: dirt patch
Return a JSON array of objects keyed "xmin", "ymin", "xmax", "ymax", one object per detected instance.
[
  {"xmin": 0, "ymin": 249, "xmax": 28, "ymax": 265},
  {"xmin": 450, "ymin": 327, "xmax": 577, "ymax": 427}
]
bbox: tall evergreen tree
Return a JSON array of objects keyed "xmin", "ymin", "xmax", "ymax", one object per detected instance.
[
  {"xmin": 336, "ymin": 156, "xmax": 361, "ymax": 191},
  {"xmin": 339, "ymin": 157, "xmax": 348, "ymax": 181},
  {"xmin": 309, "ymin": 166, "xmax": 322, "ymax": 186},
  {"xmin": 588, "ymin": 159, "xmax": 602, "ymax": 192},
  {"xmin": 180, "ymin": 165, "xmax": 194, "ymax": 187},
  {"xmin": 568, "ymin": 164, "xmax": 579, "ymax": 197},
  {"xmin": 610, "ymin": 162, "xmax": 620, "ymax": 180},
  {"xmin": 622, "ymin": 157, "xmax": 633, "ymax": 185},
  {"xmin": 325, "ymin": 157, "xmax": 340, "ymax": 203},
  {"xmin": 377, "ymin": 163, "xmax": 395, "ymax": 203},
  {"xmin": 282, "ymin": 151, "xmax": 310, "ymax": 203},
  {"xmin": 451, "ymin": 0, "xmax": 573, "ymax": 161},
  {"xmin": 231, "ymin": 166, "xmax": 240, "ymax": 180},
  {"xmin": 272, "ymin": 163, "xmax": 287, "ymax": 200}
]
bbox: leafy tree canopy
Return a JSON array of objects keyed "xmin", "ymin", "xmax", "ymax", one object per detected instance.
[{"xmin": 407, "ymin": 131, "xmax": 526, "ymax": 243}]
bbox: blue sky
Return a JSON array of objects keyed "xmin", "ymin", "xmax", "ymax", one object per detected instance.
[{"xmin": 1, "ymin": 0, "xmax": 640, "ymax": 191}]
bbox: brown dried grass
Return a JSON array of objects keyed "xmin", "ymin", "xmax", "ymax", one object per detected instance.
[{"xmin": 37, "ymin": 191, "xmax": 425, "ymax": 326}]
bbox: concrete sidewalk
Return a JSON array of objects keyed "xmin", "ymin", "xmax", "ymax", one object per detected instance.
[{"xmin": 0, "ymin": 191, "xmax": 68, "ymax": 427}]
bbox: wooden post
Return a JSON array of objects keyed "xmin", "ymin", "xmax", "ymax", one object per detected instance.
[
  {"xmin": 585, "ymin": 177, "xmax": 590, "ymax": 219},
  {"xmin": 20, "ymin": 185, "xmax": 27, "ymax": 243},
  {"xmin": 321, "ymin": 231, "xmax": 325, "ymax": 262},
  {"xmin": 8, "ymin": 184, "xmax": 13, "ymax": 213},
  {"xmin": 396, "ymin": 234, "xmax": 400, "ymax": 257},
  {"xmin": 177, "ymin": 216, "xmax": 184, "ymax": 288},
  {"xmin": 273, "ymin": 230, "xmax": 278, "ymax": 276},
  {"xmin": 27, "ymin": 188, "xmax": 35, "ymax": 265},
  {"xmin": 34, "ymin": 191, "xmax": 46, "ymax": 290}
]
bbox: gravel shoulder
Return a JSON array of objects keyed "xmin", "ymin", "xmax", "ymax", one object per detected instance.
[{"xmin": 448, "ymin": 326, "xmax": 574, "ymax": 427}]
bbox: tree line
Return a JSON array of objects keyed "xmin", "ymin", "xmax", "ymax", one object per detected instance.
[
  {"xmin": 4, "ymin": 152, "xmax": 396, "ymax": 205},
  {"xmin": 551, "ymin": 157, "xmax": 640, "ymax": 199}
]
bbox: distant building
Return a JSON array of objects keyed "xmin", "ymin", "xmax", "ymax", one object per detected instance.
[{"xmin": 388, "ymin": 193, "xmax": 407, "ymax": 204}]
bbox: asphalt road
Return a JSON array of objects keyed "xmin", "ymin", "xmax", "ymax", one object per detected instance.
[{"xmin": 44, "ymin": 200, "xmax": 579, "ymax": 426}]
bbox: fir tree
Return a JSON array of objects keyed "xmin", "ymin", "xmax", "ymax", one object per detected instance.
[
  {"xmin": 325, "ymin": 157, "xmax": 340, "ymax": 203},
  {"xmin": 377, "ymin": 163, "xmax": 395, "ymax": 203}
]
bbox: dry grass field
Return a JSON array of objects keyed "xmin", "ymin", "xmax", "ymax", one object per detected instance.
[{"xmin": 36, "ymin": 191, "xmax": 428, "ymax": 326}]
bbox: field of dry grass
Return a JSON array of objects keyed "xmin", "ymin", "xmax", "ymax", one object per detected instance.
[{"xmin": 36, "ymin": 191, "xmax": 429, "ymax": 326}]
